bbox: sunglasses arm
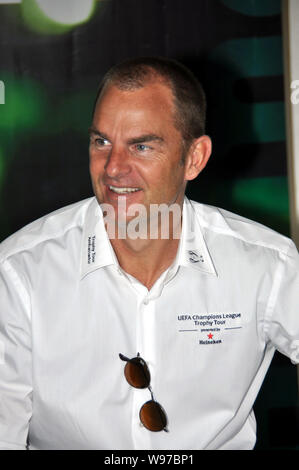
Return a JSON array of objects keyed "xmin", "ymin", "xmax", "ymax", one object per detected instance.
[
  {"xmin": 119, "ymin": 353, "xmax": 130, "ymax": 362},
  {"xmin": 119, "ymin": 352, "xmax": 141, "ymax": 363}
]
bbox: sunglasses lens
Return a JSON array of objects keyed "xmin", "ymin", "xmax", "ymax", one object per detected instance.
[
  {"xmin": 124, "ymin": 359, "xmax": 150, "ymax": 389},
  {"xmin": 139, "ymin": 400, "xmax": 167, "ymax": 432}
]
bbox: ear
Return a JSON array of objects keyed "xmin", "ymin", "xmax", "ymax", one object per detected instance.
[{"xmin": 184, "ymin": 135, "xmax": 212, "ymax": 181}]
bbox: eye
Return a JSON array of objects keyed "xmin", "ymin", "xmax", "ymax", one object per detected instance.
[
  {"xmin": 93, "ymin": 136, "xmax": 111, "ymax": 149},
  {"xmin": 135, "ymin": 143, "xmax": 151, "ymax": 152},
  {"xmin": 96, "ymin": 137, "xmax": 108, "ymax": 146}
]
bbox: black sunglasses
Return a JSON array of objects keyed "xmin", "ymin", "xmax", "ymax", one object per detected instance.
[{"xmin": 119, "ymin": 352, "xmax": 168, "ymax": 432}]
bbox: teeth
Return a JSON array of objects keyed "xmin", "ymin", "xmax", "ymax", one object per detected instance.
[{"xmin": 109, "ymin": 185, "xmax": 141, "ymax": 194}]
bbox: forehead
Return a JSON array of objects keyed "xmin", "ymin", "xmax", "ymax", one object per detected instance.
[{"xmin": 93, "ymin": 81, "xmax": 178, "ymax": 131}]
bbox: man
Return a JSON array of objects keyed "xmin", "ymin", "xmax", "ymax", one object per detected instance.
[{"xmin": 0, "ymin": 57, "xmax": 298, "ymax": 450}]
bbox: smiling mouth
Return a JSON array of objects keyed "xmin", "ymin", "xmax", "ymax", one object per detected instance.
[{"xmin": 108, "ymin": 185, "xmax": 142, "ymax": 194}]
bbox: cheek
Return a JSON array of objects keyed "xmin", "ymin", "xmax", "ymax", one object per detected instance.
[
  {"xmin": 161, "ymin": 165, "xmax": 185, "ymax": 187},
  {"xmin": 141, "ymin": 162, "xmax": 182, "ymax": 193},
  {"xmin": 89, "ymin": 152, "xmax": 105, "ymax": 178}
]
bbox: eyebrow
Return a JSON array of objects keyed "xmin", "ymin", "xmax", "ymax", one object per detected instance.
[
  {"xmin": 127, "ymin": 134, "xmax": 165, "ymax": 145},
  {"xmin": 88, "ymin": 128, "xmax": 165, "ymax": 146},
  {"xmin": 88, "ymin": 127, "xmax": 109, "ymax": 140}
]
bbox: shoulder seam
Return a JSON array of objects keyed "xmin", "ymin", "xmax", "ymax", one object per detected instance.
[
  {"xmin": 0, "ymin": 222, "xmax": 80, "ymax": 263},
  {"xmin": 0, "ymin": 197, "xmax": 94, "ymax": 262},
  {"xmin": 190, "ymin": 201, "xmax": 292, "ymax": 256},
  {"xmin": 201, "ymin": 222, "xmax": 292, "ymax": 256}
]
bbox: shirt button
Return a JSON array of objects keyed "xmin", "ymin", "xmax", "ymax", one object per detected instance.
[{"xmin": 143, "ymin": 299, "xmax": 149, "ymax": 305}]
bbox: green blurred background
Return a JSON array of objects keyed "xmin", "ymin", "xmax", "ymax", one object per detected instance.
[{"xmin": 0, "ymin": 0, "xmax": 297, "ymax": 449}]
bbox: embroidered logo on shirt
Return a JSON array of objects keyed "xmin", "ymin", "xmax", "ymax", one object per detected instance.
[
  {"xmin": 177, "ymin": 313, "xmax": 242, "ymax": 345},
  {"xmin": 187, "ymin": 250, "xmax": 204, "ymax": 263},
  {"xmin": 87, "ymin": 235, "xmax": 96, "ymax": 264}
]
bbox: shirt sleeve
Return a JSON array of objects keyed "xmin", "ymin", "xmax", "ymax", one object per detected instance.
[
  {"xmin": 264, "ymin": 239, "xmax": 299, "ymax": 364},
  {"xmin": 0, "ymin": 258, "xmax": 32, "ymax": 450}
]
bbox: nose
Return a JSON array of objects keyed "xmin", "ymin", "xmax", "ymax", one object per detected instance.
[{"xmin": 104, "ymin": 146, "xmax": 131, "ymax": 179}]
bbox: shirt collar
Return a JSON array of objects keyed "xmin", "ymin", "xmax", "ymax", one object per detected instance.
[
  {"xmin": 80, "ymin": 198, "xmax": 118, "ymax": 279},
  {"xmin": 80, "ymin": 197, "xmax": 217, "ymax": 279},
  {"xmin": 175, "ymin": 197, "xmax": 217, "ymax": 276}
]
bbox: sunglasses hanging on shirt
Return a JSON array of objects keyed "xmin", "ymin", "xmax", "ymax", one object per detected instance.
[{"xmin": 119, "ymin": 352, "xmax": 168, "ymax": 432}]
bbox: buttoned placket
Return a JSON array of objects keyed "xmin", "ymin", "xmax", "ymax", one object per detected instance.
[{"xmin": 116, "ymin": 265, "xmax": 173, "ymax": 448}]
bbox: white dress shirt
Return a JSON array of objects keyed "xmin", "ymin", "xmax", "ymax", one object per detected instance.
[{"xmin": 0, "ymin": 196, "xmax": 298, "ymax": 450}]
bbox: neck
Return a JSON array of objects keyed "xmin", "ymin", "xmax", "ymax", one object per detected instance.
[{"xmin": 108, "ymin": 210, "xmax": 183, "ymax": 290}]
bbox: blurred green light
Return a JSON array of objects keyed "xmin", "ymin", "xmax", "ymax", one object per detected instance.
[
  {"xmin": 0, "ymin": 74, "xmax": 46, "ymax": 130},
  {"xmin": 21, "ymin": 0, "xmax": 97, "ymax": 35},
  {"xmin": 209, "ymin": 37, "xmax": 283, "ymax": 78},
  {"xmin": 36, "ymin": 0, "xmax": 95, "ymax": 24},
  {"xmin": 221, "ymin": 0, "xmax": 281, "ymax": 17},
  {"xmin": 232, "ymin": 177, "xmax": 289, "ymax": 217}
]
